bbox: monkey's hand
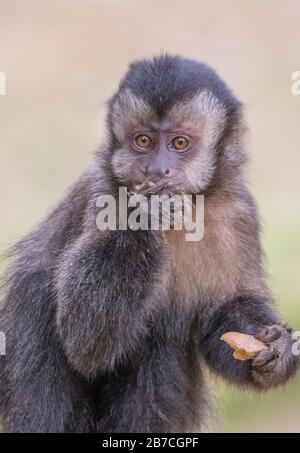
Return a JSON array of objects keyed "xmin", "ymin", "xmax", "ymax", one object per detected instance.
[{"xmin": 251, "ymin": 325, "xmax": 299, "ymax": 389}]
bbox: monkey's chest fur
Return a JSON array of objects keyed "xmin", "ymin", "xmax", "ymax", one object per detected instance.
[
  {"xmin": 139, "ymin": 219, "xmax": 240, "ymax": 358},
  {"xmin": 163, "ymin": 219, "xmax": 239, "ymax": 309}
]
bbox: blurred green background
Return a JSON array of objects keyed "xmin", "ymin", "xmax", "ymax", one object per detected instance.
[{"xmin": 0, "ymin": 0, "xmax": 299, "ymax": 432}]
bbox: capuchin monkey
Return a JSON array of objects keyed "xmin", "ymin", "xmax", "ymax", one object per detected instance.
[{"xmin": 0, "ymin": 55, "xmax": 299, "ymax": 433}]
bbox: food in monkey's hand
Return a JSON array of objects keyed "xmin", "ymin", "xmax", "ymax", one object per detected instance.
[{"xmin": 221, "ymin": 332, "xmax": 267, "ymax": 361}]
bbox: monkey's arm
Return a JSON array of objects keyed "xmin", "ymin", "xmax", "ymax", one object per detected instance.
[
  {"xmin": 199, "ymin": 296, "xmax": 299, "ymax": 389},
  {"xmin": 0, "ymin": 269, "xmax": 95, "ymax": 433},
  {"xmin": 55, "ymin": 230, "xmax": 163, "ymax": 378}
]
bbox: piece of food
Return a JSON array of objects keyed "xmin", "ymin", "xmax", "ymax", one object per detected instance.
[
  {"xmin": 134, "ymin": 180, "xmax": 156, "ymax": 192},
  {"xmin": 221, "ymin": 332, "xmax": 267, "ymax": 361},
  {"xmin": 134, "ymin": 181, "xmax": 148, "ymax": 192}
]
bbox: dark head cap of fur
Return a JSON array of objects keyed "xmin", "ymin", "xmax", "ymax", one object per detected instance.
[{"xmin": 107, "ymin": 54, "xmax": 241, "ymax": 132}]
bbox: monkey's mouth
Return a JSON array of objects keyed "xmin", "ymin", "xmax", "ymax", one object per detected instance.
[
  {"xmin": 127, "ymin": 180, "xmax": 185, "ymax": 229},
  {"xmin": 130, "ymin": 179, "xmax": 184, "ymax": 197},
  {"xmin": 134, "ymin": 180, "xmax": 165, "ymax": 195}
]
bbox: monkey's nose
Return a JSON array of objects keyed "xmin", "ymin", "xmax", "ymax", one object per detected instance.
[{"xmin": 143, "ymin": 165, "xmax": 170, "ymax": 182}]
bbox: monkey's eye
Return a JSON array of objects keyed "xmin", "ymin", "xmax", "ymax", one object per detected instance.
[
  {"xmin": 171, "ymin": 136, "xmax": 190, "ymax": 151},
  {"xmin": 134, "ymin": 134, "xmax": 152, "ymax": 150}
]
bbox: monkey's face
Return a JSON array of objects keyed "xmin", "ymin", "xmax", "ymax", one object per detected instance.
[{"xmin": 110, "ymin": 89, "xmax": 227, "ymax": 195}]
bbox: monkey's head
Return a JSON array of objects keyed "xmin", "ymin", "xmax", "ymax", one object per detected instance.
[{"xmin": 105, "ymin": 55, "xmax": 246, "ymax": 195}]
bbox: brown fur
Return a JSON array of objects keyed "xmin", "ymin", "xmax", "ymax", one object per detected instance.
[
  {"xmin": 162, "ymin": 189, "xmax": 267, "ymax": 311},
  {"xmin": 1, "ymin": 55, "xmax": 297, "ymax": 434}
]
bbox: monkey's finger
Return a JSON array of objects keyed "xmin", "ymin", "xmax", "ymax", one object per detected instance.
[
  {"xmin": 255, "ymin": 325, "xmax": 283, "ymax": 344},
  {"xmin": 252, "ymin": 347, "xmax": 279, "ymax": 367}
]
